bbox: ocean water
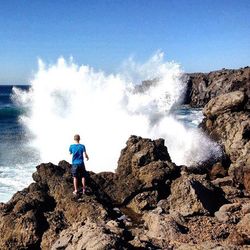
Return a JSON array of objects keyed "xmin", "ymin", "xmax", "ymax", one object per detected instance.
[
  {"xmin": 0, "ymin": 85, "xmax": 40, "ymax": 203},
  {"xmin": 0, "ymin": 54, "xmax": 221, "ymax": 203},
  {"xmin": 0, "ymin": 85, "xmax": 203, "ymax": 203}
]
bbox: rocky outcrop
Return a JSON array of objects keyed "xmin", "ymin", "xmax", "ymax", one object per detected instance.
[
  {"xmin": 168, "ymin": 173, "xmax": 227, "ymax": 216},
  {"xmin": 0, "ymin": 135, "xmax": 250, "ymax": 249},
  {"xmin": 185, "ymin": 66, "xmax": 250, "ymax": 108},
  {"xmin": 201, "ymin": 90, "xmax": 250, "ymax": 191},
  {"xmin": 91, "ymin": 135, "xmax": 177, "ymax": 206}
]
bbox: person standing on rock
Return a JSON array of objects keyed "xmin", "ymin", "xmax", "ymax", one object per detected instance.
[{"xmin": 69, "ymin": 134, "xmax": 89, "ymax": 195}]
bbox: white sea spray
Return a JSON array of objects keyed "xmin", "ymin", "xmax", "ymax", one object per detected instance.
[{"xmin": 12, "ymin": 53, "xmax": 221, "ymax": 172}]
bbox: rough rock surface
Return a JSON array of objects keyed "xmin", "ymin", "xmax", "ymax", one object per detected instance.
[
  {"xmin": 203, "ymin": 91, "xmax": 245, "ymax": 118},
  {"xmin": 201, "ymin": 89, "xmax": 250, "ymax": 190},
  {"xmin": 168, "ymin": 173, "xmax": 227, "ymax": 216},
  {"xmin": 0, "ymin": 135, "xmax": 250, "ymax": 249},
  {"xmin": 91, "ymin": 135, "xmax": 177, "ymax": 205},
  {"xmin": 185, "ymin": 66, "xmax": 250, "ymax": 108}
]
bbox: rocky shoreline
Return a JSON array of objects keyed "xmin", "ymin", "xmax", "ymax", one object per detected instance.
[
  {"xmin": 184, "ymin": 66, "xmax": 250, "ymax": 108},
  {"xmin": 0, "ymin": 67, "xmax": 249, "ymax": 249}
]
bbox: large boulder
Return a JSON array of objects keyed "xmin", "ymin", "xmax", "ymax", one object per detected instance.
[
  {"xmin": 228, "ymin": 213, "xmax": 250, "ymax": 245},
  {"xmin": 168, "ymin": 173, "xmax": 227, "ymax": 216},
  {"xmin": 91, "ymin": 135, "xmax": 178, "ymax": 205},
  {"xmin": 0, "ymin": 162, "xmax": 112, "ymax": 250},
  {"xmin": 142, "ymin": 211, "xmax": 185, "ymax": 248},
  {"xmin": 202, "ymin": 91, "xmax": 250, "ymax": 189},
  {"xmin": 0, "ymin": 183, "xmax": 54, "ymax": 249},
  {"xmin": 51, "ymin": 220, "xmax": 125, "ymax": 250},
  {"xmin": 185, "ymin": 67, "xmax": 250, "ymax": 108},
  {"xmin": 203, "ymin": 91, "xmax": 245, "ymax": 118}
]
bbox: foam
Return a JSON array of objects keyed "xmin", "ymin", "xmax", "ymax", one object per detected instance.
[{"xmin": 12, "ymin": 53, "xmax": 221, "ymax": 172}]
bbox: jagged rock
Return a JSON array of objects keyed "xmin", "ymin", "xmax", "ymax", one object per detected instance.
[
  {"xmin": 212, "ymin": 176, "xmax": 233, "ymax": 187},
  {"xmin": 51, "ymin": 220, "xmax": 124, "ymax": 250},
  {"xmin": 0, "ymin": 161, "xmax": 112, "ymax": 249},
  {"xmin": 242, "ymin": 203, "xmax": 250, "ymax": 215},
  {"xmin": 91, "ymin": 135, "xmax": 178, "ymax": 205},
  {"xmin": 202, "ymin": 96, "xmax": 250, "ymax": 189},
  {"xmin": 228, "ymin": 214, "xmax": 250, "ymax": 245},
  {"xmin": 215, "ymin": 203, "xmax": 241, "ymax": 224},
  {"xmin": 1, "ymin": 134, "xmax": 250, "ymax": 249},
  {"xmin": 176, "ymin": 242, "xmax": 240, "ymax": 250},
  {"xmin": 168, "ymin": 173, "xmax": 227, "ymax": 216},
  {"xmin": 203, "ymin": 91, "xmax": 245, "ymax": 118},
  {"xmin": 236, "ymin": 214, "xmax": 250, "ymax": 242},
  {"xmin": 0, "ymin": 183, "xmax": 54, "ymax": 249},
  {"xmin": 185, "ymin": 67, "xmax": 250, "ymax": 108},
  {"xmin": 127, "ymin": 190, "xmax": 158, "ymax": 214},
  {"xmin": 157, "ymin": 199, "xmax": 170, "ymax": 213},
  {"xmin": 142, "ymin": 211, "xmax": 186, "ymax": 248},
  {"xmin": 209, "ymin": 162, "xmax": 228, "ymax": 180},
  {"xmin": 220, "ymin": 185, "xmax": 243, "ymax": 200}
]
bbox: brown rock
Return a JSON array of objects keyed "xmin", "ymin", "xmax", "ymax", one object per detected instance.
[
  {"xmin": 127, "ymin": 191, "xmax": 158, "ymax": 214},
  {"xmin": 209, "ymin": 162, "xmax": 228, "ymax": 180},
  {"xmin": 243, "ymin": 167, "xmax": 250, "ymax": 193},
  {"xmin": 185, "ymin": 67, "xmax": 250, "ymax": 108},
  {"xmin": 142, "ymin": 211, "xmax": 185, "ymax": 248},
  {"xmin": 203, "ymin": 91, "xmax": 245, "ymax": 118},
  {"xmin": 236, "ymin": 214, "xmax": 250, "ymax": 242},
  {"xmin": 242, "ymin": 203, "xmax": 250, "ymax": 215},
  {"xmin": 51, "ymin": 220, "xmax": 123, "ymax": 250},
  {"xmin": 168, "ymin": 174, "xmax": 227, "ymax": 216},
  {"xmin": 91, "ymin": 135, "xmax": 178, "ymax": 205},
  {"xmin": 211, "ymin": 176, "xmax": 233, "ymax": 187}
]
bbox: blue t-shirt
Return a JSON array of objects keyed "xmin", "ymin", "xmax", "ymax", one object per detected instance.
[{"xmin": 69, "ymin": 144, "xmax": 86, "ymax": 164}]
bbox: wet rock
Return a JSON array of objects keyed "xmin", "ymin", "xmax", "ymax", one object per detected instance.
[{"xmin": 168, "ymin": 174, "xmax": 227, "ymax": 216}]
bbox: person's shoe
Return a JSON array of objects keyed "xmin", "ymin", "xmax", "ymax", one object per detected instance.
[
  {"xmin": 73, "ymin": 190, "xmax": 78, "ymax": 195},
  {"xmin": 82, "ymin": 188, "xmax": 86, "ymax": 194}
]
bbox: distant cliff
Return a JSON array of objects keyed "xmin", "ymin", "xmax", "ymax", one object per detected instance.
[{"xmin": 184, "ymin": 66, "xmax": 250, "ymax": 108}]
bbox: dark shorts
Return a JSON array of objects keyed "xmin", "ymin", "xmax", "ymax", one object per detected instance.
[{"xmin": 71, "ymin": 163, "xmax": 87, "ymax": 178}]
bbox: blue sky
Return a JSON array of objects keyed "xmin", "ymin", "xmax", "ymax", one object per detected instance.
[{"xmin": 0, "ymin": 0, "xmax": 249, "ymax": 84}]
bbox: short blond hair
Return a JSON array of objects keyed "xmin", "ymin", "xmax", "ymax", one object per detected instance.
[{"xmin": 74, "ymin": 134, "xmax": 80, "ymax": 142}]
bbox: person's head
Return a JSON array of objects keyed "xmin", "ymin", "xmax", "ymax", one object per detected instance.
[{"xmin": 74, "ymin": 134, "xmax": 80, "ymax": 143}]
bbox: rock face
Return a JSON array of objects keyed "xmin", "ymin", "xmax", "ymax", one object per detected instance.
[
  {"xmin": 91, "ymin": 135, "xmax": 176, "ymax": 206},
  {"xmin": 0, "ymin": 135, "xmax": 250, "ymax": 249},
  {"xmin": 203, "ymin": 91, "xmax": 245, "ymax": 118},
  {"xmin": 201, "ymin": 90, "xmax": 250, "ymax": 191},
  {"xmin": 185, "ymin": 66, "xmax": 250, "ymax": 108},
  {"xmin": 168, "ymin": 173, "xmax": 227, "ymax": 216}
]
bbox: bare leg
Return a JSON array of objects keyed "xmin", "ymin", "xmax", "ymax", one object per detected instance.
[
  {"xmin": 73, "ymin": 177, "xmax": 78, "ymax": 193},
  {"xmin": 82, "ymin": 177, "xmax": 86, "ymax": 193}
]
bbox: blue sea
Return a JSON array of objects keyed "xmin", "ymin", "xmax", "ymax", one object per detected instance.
[
  {"xmin": 0, "ymin": 85, "xmax": 203, "ymax": 203},
  {"xmin": 0, "ymin": 85, "xmax": 40, "ymax": 203}
]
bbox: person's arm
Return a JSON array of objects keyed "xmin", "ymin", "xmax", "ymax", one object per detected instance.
[{"xmin": 84, "ymin": 151, "xmax": 89, "ymax": 161}]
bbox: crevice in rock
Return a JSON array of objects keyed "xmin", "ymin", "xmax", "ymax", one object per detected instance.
[{"xmin": 190, "ymin": 180, "xmax": 229, "ymax": 214}]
